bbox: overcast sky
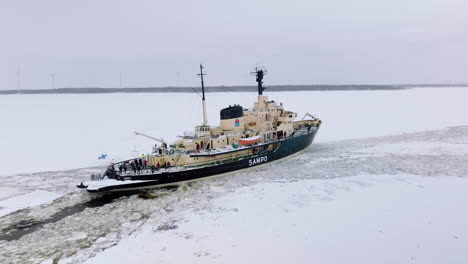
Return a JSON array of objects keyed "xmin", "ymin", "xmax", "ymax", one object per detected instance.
[{"xmin": 1, "ymin": 0, "xmax": 467, "ymax": 90}]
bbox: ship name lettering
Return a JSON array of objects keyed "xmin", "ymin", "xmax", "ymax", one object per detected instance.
[{"xmin": 249, "ymin": 156, "xmax": 268, "ymax": 166}]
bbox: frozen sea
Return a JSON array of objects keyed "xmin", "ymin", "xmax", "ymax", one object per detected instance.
[
  {"xmin": 1, "ymin": 87, "xmax": 467, "ymax": 175},
  {"xmin": 0, "ymin": 87, "xmax": 468, "ymax": 264}
]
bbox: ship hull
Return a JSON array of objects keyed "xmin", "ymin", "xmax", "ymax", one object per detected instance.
[{"xmin": 83, "ymin": 126, "xmax": 320, "ymax": 193}]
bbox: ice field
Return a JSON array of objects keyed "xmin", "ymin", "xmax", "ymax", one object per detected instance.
[
  {"xmin": 1, "ymin": 87, "xmax": 468, "ymax": 175},
  {"xmin": 0, "ymin": 87, "xmax": 468, "ymax": 264}
]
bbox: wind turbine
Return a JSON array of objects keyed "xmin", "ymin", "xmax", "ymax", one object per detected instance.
[
  {"xmin": 177, "ymin": 72, "xmax": 180, "ymax": 87},
  {"xmin": 16, "ymin": 66, "xmax": 21, "ymax": 94},
  {"xmin": 51, "ymin": 73, "xmax": 56, "ymax": 90}
]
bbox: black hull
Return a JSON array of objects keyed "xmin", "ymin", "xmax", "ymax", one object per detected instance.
[{"xmin": 87, "ymin": 126, "xmax": 319, "ymax": 192}]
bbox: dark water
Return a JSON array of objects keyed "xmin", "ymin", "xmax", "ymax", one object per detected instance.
[
  {"xmin": 0, "ymin": 186, "xmax": 180, "ymax": 242},
  {"xmin": 0, "ymin": 192, "xmax": 135, "ymax": 241}
]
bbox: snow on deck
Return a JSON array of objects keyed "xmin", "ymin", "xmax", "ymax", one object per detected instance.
[{"xmin": 84, "ymin": 179, "xmax": 159, "ymax": 191}]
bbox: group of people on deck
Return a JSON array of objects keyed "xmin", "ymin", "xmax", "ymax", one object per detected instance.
[
  {"xmin": 113, "ymin": 156, "xmax": 172, "ymax": 176},
  {"xmin": 119, "ymin": 158, "xmax": 148, "ymax": 175},
  {"xmin": 277, "ymin": 131, "xmax": 296, "ymax": 140}
]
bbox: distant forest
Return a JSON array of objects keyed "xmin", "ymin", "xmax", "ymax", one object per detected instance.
[{"xmin": 0, "ymin": 84, "xmax": 466, "ymax": 95}]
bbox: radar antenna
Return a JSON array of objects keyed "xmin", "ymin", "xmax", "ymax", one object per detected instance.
[{"xmin": 250, "ymin": 67, "xmax": 268, "ymax": 95}]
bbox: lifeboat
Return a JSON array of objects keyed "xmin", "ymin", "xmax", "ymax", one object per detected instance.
[{"xmin": 238, "ymin": 136, "xmax": 260, "ymax": 145}]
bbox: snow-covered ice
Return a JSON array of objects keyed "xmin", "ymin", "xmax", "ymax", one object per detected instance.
[
  {"xmin": 1, "ymin": 87, "xmax": 468, "ymax": 175},
  {"xmin": 1, "ymin": 87, "xmax": 468, "ymax": 264},
  {"xmin": 0, "ymin": 187, "xmax": 18, "ymax": 200},
  {"xmin": 0, "ymin": 190, "xmax": 61, "ymax": 217},
  {"xmin": 0, "ymin": 125, "xmax": 466, "ymax": 264},
  {"xmin": 84, "ymin": 174, "xmax": 468, "ymax": 264}
]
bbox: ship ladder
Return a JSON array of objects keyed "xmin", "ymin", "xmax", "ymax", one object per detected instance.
[
  {"xmin": 272, "ymin": 117, "xmax": 278, "ymax": 129},
  {"xmin": 202, "ymin": 139, "xmax": 210, "ymax": 150},
  {"xmin": 174, "ymin": 154, "xmax": 182, "ymax": 166},
  {"xmin": 301, "ymin": 112, "xmax": 317, "ymax": 121}
]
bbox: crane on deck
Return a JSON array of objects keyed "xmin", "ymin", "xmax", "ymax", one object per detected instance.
[
  {"xmin": 134, "ymin": 131, "xmax": 165, "ymax": 144},
  {"xmin": 134, "ymin": 131, "xmax": 168, "ymax": 154}
]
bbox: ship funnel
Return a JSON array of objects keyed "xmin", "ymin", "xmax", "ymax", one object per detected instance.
[{"xmin": 220, "ymin": 105, "xmax": 244, "ymax": 132}]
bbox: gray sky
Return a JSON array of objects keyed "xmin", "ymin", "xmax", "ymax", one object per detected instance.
[{"xmin": 1, "ymin": 0, "xmax": 467, "ymax": 90}]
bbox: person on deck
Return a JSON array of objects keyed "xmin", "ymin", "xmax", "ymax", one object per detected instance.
[
  {"xmin": 123, "ymin": 163, "xmax": 127, "ymax": 175},
  {"xmin": 118, "ymin": 164, "xmax": 123, "ymax": 175},
  {"xmin": 134, "ymin": 159, "xmax": 140, "ymax": 174},
  {"xmin": 139, "ymin": 159, "xmax": 143, "ymax": 172},
  {"xmin": 143, "ymin": 159, "xmax": 148, "ymax": 169},
  {"xmin": 156, "ymin": 162, "xmax": 160, "ymax": 171},
  {"xmin": 104, "ymin": 166, "xmax": 113, "ymax": 179}
]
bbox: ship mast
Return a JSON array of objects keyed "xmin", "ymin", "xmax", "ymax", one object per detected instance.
[
  {"xmin": 251, "ymin": 67, "xmax": 267, "ymax": 110},
  {"xmin": 254, "ymin": 68, "xmax": 266, "ymax": 95},
  {"xmin": 197, "ymin": 64, "xmax": 208, "ymax": 126}
]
